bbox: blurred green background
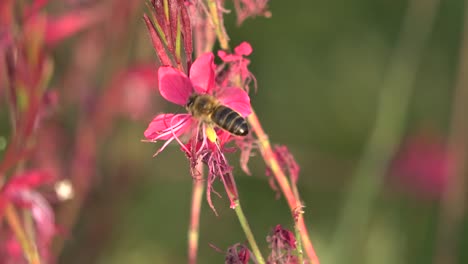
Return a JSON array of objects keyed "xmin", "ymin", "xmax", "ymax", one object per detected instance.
[{"xmin": 9, "ymin": 0, "xmax": 466, "ymax": 263}]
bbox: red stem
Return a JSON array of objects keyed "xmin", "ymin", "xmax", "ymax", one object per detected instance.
[
  {"xmin": 248, "ymin": 111, "xmax": 320, "ymax": 264},
  {"xmin": 188, "ymin": 163, "xmax": 204, "ymax": 264}
]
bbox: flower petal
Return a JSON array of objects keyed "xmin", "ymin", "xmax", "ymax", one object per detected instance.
[
  {"xmin": 189, "ymin": 53, "xmax": 215, "ymax": 94},
  {"xmin": 144, "ymin": 113, "xmax": 192, "ymax": 140},
  {"xmin": 158, "ymin": 67, "xmax": 193, "ymax": 105},
  {"xmin": 217, "ymin": 50, "xmax": 238, "ymax": 62},
  {"xmin": 45, "ymin": 7, "xmax": 101, "ymax": 47},
  {"xmin": 234, "ymin": 42, "xmax": 253, "ymax": 56},
  {"xmin": 5, "ymin": 171, "xmax": 54, "ymax": 193},
  {"xmin": 217, "ymin": 87, "xmax": 252, "ymax": 117}
]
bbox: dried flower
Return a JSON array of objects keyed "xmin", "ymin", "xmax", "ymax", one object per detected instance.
[
  {"xmin": 225, "ymin": 243, "xmax": 252, "ymax": 264},
  {"xmin": 267, "ymin": 225, "xmax": 298, "ymax": 264}
]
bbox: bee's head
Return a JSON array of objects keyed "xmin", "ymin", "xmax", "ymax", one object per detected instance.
[{"xmin": 186, "ymin": 94, "xmax": 196, "ymax": 109}]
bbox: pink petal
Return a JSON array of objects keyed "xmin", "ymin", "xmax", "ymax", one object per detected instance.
[
  {"xmin": 144, "ymin": 113, "xmax": 192, "ymax": 140},
  {"xmin": 12, "ymin": 190, "xmax": 56, "ymax": 261},
  {"xmin": 5, "ymin": 171, "xmax": 54, "ymax": 193},
  {"xmin": 158, "ymin": 67, "xmax": 193, "ymax": 105},
  {"xmin": 22, "ymin": 191, "xmax": 55, "ymax": 243},
  {"xmin": 217, "ymin": 50, "xmax": 239, "ymax": 62},
  {"xmin": 5, "ymin": 235, "xmax": 23, "ymax": 259},
  {"xmin": 45, "ymin": 7, "xmax": 101, "ymax": 47},
  {"xmin": 234, "ymin": 42, "xmax": 253, "ymax": 56},
  {"xmin": 189, "ymin": 53, "xmax": 215, "ymax": 94},
  {"xmin": 217, "ymin": 87, "xmax": 252, "ymax": 117}
]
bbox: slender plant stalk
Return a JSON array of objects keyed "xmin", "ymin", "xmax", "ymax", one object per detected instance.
[
  {"xmin": 294, "ymin": 222, "xmax": 305, "ymax": 264},
  {"xmin": 232, "ymin": 199, "xmax": 265, "ymax": 264},
  {"xmin": 291, "ymin": 180, "xmax": 305, "ymax": 263},
  {"xmin": 434, "ymin": 1, "xmax": 468, "ymax": 263},
  {"xmin": 206, "ymin": 2, "xmax": 318, "ymax": 263},
  {"xmin": 5, "ymin": 204, "xmax": 41, "ymax": 264},
  {"xmin": 327, "ymin": 0, "xmax": 440, "ymax": 262},
  {"xmin": 188, "ymin": 163, "xmax": 205, "ymax": 264},
  {"xmin": 248, "ymin": 111, "xmax": 320, "ymax": 264},
  {"xmin": 206, "ymin": 0, "xmax": 229, "ymax": 50}
]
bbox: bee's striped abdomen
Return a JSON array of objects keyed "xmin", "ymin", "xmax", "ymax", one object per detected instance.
[{"xmin": 212, "ymin": 105, "xmax": 248, "ymax": 136}]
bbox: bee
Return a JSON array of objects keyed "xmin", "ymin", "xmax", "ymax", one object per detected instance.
[{"xmin": 186, "ymin": 94, "xmax": 249, "ymax": 136}]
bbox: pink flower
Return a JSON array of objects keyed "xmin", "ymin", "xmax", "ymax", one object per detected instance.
[
  {"xmin": 218, "ymin": 42, "xmax": 257, "ymax": 93},
  {"xmin": 232, "ymin": 0, "xmax": 271, "ymax": 25},
  {"xmin": 144, "ymin": 52, "xmax": 251, "ymax": 153},
  {"xmin": 144, "ymin": 52, "xmax": 252, "ymax": 212}
]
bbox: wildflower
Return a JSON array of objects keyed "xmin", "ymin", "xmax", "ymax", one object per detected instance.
[
  {"xmin": 217, "ymin": 42, "xmax": 258, "ymax": 175},
  {"xmin": 144, "ymin": 52, "xmax": 251, "ymax": 211},
  {"xmin": 144, "ymin": 52, "xmax": 251, "ymax": 149},
  {"xmin": 218, "ymin": 42, "xmax": 257, "ymax": 93}
]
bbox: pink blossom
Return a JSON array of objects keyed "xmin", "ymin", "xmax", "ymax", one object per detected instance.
[
  {"xmin": 144, "ymin": 52, "xmax": 252, "ymax": 212},
  {"xmin": 232, "ymin": 0, "xmax": 271, "ymax": 25},
  {"xmin": 144, "ymin": 52, "xmax": 251, "ymax": 152},
  {"xmin": 218, "ymin": 42, "xmax": 257, "ymax": 93}
]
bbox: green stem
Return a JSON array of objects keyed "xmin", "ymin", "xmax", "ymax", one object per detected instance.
[
  {"xmin": 233, "ymin": 199, "xmax": 265, "ymax": 264},
  {"xmin": 248, "ymin": 111, "xmax": 320, "ymax": 264},
  {"xmin": 294, "ymin": 223, "xmax": 304, "ymax": 264}
]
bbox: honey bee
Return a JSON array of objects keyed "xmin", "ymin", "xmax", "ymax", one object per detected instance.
[{"xmin": 186, "ymin": 94, "xmax": 248, "ymax": 136}]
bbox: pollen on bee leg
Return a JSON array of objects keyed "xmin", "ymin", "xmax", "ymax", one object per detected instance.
[{"xmin": 206, "ymin": 125, "xmax": 218, "ymax": 143}]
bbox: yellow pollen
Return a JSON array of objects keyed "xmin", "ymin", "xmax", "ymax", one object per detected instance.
[{"xmin": 206, "ymin": 125, "xmax": 218, "ymax": 143}]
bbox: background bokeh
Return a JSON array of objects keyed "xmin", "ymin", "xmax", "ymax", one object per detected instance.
[{"xmin": 2, "ymin": 0, "xmax": 467, "ymax": 263}]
